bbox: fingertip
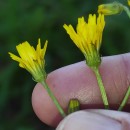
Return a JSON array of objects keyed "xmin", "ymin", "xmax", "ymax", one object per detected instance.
[{"xmin": 56, "ymin": 110, "xmax": 122, "ymax": 130}]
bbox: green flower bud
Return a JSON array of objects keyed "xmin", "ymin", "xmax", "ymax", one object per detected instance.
[{"xmin": 98, "ymin": 2, "xmax": 123, "ymax": 15}]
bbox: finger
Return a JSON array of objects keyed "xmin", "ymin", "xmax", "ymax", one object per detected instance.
[
  {"xmin": 88, "ymin": 109, "xmax": 130, "ymax": 130},
  {"xmin": 32, "ymin": 53, "xmax": 130, "ymax": 127},
  {"xmin": 56, "ymin": 110, "xmax": 130, "ymax": 130}
]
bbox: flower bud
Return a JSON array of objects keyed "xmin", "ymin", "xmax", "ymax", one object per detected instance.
[
  {"xmin": 98, "ymin": 2, "xmax": 123, "ymax": 15},
  {"xmin": 128, "ymin": 0, "xmax": 130, "ymax": 6}
]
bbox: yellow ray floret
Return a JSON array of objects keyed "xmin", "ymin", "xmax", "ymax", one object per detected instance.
[
  {"xmin": 63, "ymin": 14, "xmax": 105, "ymax": 67},
  {"xmin": 9, "ymin": 39, "xmax": 48, "ymax": 82}
]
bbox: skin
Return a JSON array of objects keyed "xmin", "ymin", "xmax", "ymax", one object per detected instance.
[
  {"xmin": 56, "ymin": 110, "xmax": 130, "ymax": 130},
  {"xmin": 32, "ymin": 53, "xmax": 130, "ymax": 129}
]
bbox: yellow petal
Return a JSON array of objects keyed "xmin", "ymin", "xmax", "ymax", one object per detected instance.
[
  {"xmin": 9, "ymin": 52, "xmax": 22, "ymax": 63},
  {"xmin": 17, "ymin": 41, "xmax": 36, "ymax": 61},
  {"xmin": 8, "ymin": 52, "xmax": 25, "ymax": 68},
  {"xmin": 42, "ymin": 40, "xmax": 48, "ymax": 59}
]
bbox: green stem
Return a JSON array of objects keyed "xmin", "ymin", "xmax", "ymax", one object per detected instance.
[
  {"xmin": 122, "ymin": 5, "xmax": 130, "ymax": 18},
  {"xmin": 41, "ymin": 80, "xmax": 66, "ymax": 117},
  {"xmin": 92, "ymin": 67, "xmax": 109, "ymax": 109},
  {"xmin": 118, "ymin": 86, "xmax": 130, "ymax": 111}
]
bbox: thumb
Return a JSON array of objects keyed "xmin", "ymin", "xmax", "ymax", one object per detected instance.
[{"xmin": 56, "ymin": 110, "xmax": 130, "ymax": 130}]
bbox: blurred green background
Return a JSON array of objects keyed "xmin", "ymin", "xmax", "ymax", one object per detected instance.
[{"xmin": 0, "ymin": 0, "xmax": 130, "ymax": 129}]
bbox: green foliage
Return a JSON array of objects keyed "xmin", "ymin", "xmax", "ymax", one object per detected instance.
[{"xmin": 0, "ymin": 0, "xmax": 130, "ymax": 129}]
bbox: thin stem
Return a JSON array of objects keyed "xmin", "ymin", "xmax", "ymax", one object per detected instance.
[
  {"xmin": 123, "ymin": 5, "xmax": 130, "ymax": 18},
  {"xmin": 41, "ymin": 80, "xmax": 66, "ymax": 117},
  {"xmin": 118, "ymin": 86, "xmax": 130, "ymax": 111},
  {"xmin": 92, "ymin": 67, "xmax": 109, "ymax": 109}
]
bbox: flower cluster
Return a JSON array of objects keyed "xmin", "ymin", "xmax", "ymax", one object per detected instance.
[{"xmin": 9, "ymin": 1, "xmax": 130, "ymax": 117}]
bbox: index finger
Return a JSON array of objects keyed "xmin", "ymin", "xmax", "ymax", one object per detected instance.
[{"xmin": 32, "ymin": 53, "xmax": 130, "ymax": 127}]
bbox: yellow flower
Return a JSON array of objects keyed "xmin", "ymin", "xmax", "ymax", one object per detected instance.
[
  {"xmin": 63, "ymin": 14, "xmax": 105, "ymax": 67},
  {"xmin": 98, "ymin": 2, "xmax": 123, "ymax": 15},
  {"xmin": 9, "ymin": 39, "xmax": 48, "ymax": 82}
]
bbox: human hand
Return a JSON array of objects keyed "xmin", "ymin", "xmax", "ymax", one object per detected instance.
[
  {"xmin": 32, "ymin": 53, "xmax": 130, "ymax": 129},
  {"xmin": 56, "ymin": 109, "xmax": 130, "ymax": 130}
]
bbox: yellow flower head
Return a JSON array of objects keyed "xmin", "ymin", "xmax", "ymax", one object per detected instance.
[
  {"xmin": 98, "ymin": 2, "xmax": 123, "ymax": 15},
  {"xmin": 9, "ymin": 39, "xmax": 48, "ymax": 82},
  {"xmin": 63, "ymin": 14, "xmax": 105, "ymax": 67}
]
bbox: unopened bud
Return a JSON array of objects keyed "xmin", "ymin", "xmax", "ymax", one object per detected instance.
[
  {"xmin": 98, "ymin": 2, "xmax": 123, "ymax": 15},
  {"xmin": 128, "ymin": 0, "xmax": 130, "ymax": 6}
]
